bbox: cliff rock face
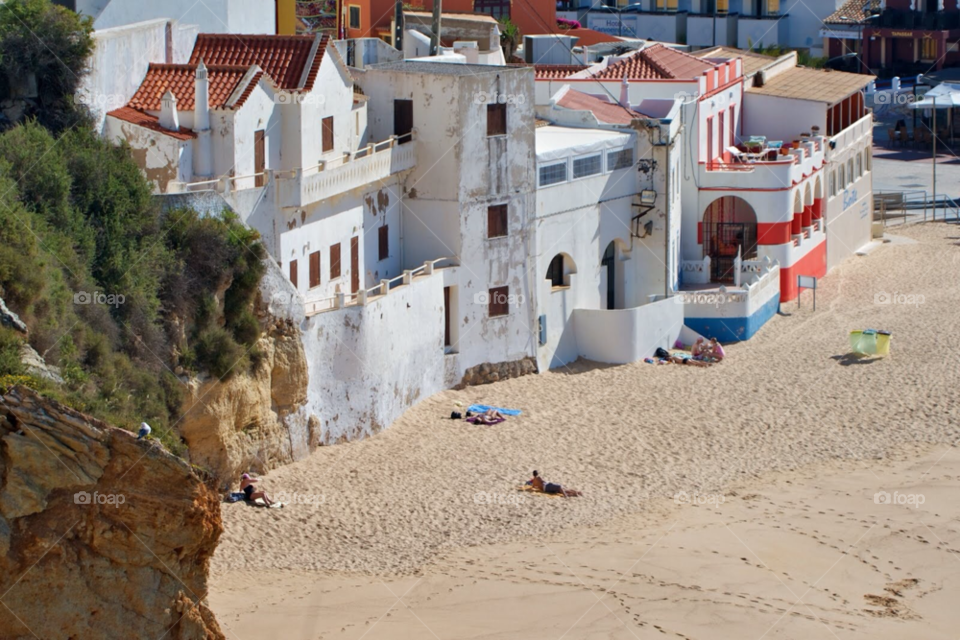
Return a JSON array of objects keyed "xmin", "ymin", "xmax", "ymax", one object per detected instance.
[
  {"xmin": 0, "ymin": 386, "xmax": 224, "ymax": 640},
  {"xmin": 178, "ymin": 315, "xmax": 317, "ymax": 483}
]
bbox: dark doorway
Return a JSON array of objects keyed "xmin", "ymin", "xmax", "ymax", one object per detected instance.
[
  {"xmin": 602, "ymin": 242, "xmax": 615, "ymax": 310},
  {"xmin": 443, "ymin": 286, "xmax": 452, "ymax": 348},
  {"xmin": 394, "ymin": 99, "xmax": 413, "ymax": 143}
]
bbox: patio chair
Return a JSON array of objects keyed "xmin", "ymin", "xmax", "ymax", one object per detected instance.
[{"xmin": 727, "ymin": 146, "xmax": 746, "ymax": 163}]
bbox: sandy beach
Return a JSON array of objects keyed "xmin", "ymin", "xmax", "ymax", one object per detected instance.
[{"xmin": 209, "ymin": 222, "xmax": 960, "ymax": 638}]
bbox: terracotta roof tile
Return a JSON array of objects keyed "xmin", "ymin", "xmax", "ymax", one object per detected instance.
[
  {"xmin": 591, "ymin": 43, "xmax": 714, "ymax": 80},
  {"xmin": 189, "ymin": 34, "xmax": 327, "ymax": 91},
  {"xmin": 693, "ymin": 46, "xmax": 774, "ymax": 77},
  {"xmin": 126, "ymin": 63, "xmax": 256, "ymax": 112},
  {"xmin": 106, "ymin": 106, "xmax": 197, "ymax": 140},
  {"xmin": 534, "ymin": 64, "xmax": 589, "ymax": 79},
  {"xmin": 824, "ymin": 0, "xmax": 880, "ymax": 25},
  {"xmin": 556, "ymin": 89, "xmax": 648, "ymax": 125}
]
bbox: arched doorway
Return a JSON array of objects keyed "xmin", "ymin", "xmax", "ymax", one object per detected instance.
[{"xmin": 702, "ymin": 196, "xmax": 758, "ymax": 283}]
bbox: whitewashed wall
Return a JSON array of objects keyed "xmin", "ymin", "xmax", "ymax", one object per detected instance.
[{"xmin": 88, "ymin": 0, "xmax": 276, "ymax": 34}]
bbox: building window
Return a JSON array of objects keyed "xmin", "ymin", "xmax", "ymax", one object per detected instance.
[
  {"xmin": 309, "ymin": 251, "xmax": 320, "ymax": 288},
  {"xmin": 474, "ymin": 0, "xmax": 511, "ymax": 20},
  {"xmin": 322, "ymin": 116, "xmax": 334, "ymax": 153},
  {"xmin": 922, "ymin": 37, "xmax": 937, "ymax": 60},
  {"xmin": 839, "ymin": 165, "xmax": 845, "ymax": 188},
  {"xmin": 847, "ymin": 159, "xmax": 854, "ymax": 185},
  {"xmin": 289, "ymin": 259, "xmax": 298, "ymax": 289},
  {"xmin": 856, "ymin": 154, "xmax": 862, "ymax": 178},
  {"xmin": 488, "ymin": 286, "xmax": 509, "ymax": 317},
  {"xmin": 573, "ymin": 153, "xmax": 602, "ymax": 179},
  {"xmin": 330, "ymin": 243, "xmax": 341, "ymax": 279},
  {"xmin": 348, "ymin": 5, "xmax": 360, "ymax": 29},
  {"xmin": 539, "ymin": 161, "xmax": 567, "ymax": 187},
  {"xmin": 487, "ymin": 103, "xmax": 506, "ymax": 136},
  {"xmin": 829, "ymin": 171, "xmax": 835, "ymax": 197},
  {"xmin": 865, "ymin": 147, "xmax": 871, "ymax": 172},
  {"xmin": 546, "ymin": 254, "xmax": 571, "ymax": 288},
  {"xmin": 378, "ymin": 225, "xmax": 389, "ymax": 261},
  {"xmin": 607, "ymin": 148, "xmax": 633, "ymax": 171},
  {"xmin": 487, "ymin": 204, "xmax": 508, "ymax": 238}
]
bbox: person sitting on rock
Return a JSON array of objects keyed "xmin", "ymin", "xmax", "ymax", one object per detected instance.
[{"xmin": 240, "ymin": 473, "xmax": 275, "ymax": 506}]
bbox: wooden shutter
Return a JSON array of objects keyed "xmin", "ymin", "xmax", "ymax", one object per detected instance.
[
  {"xmin": 717, "ymin": 0, "xmax": 728, "ymax": 12},
  {"xmin": 309, "ymin": 251, "xmax": 320, "ymax": 288},
  {"xmin": 486, "ymin": 103, "xmax": 506, "ymax": 136},
  {"xmin": 487, "ymin": 204, "xmax": 507, "ymax": 238},
  {"xmin": 254, "ymin": 130, "xmax": 265, "ymax": 187},
  {"xmin": 666, "ymin": 0, "xmax": 677, "ymax": 9},
  {"xmin": 330, "ymin": 243, "xmax": 341, "ymax": 279},
  {"xmin": 289, "ymin": 259, "xmax": 298, "ymax": 289},
  {"xmin": 766, "ymin": 0, "xmax": 778, "ymax": 13},
  {"xmin": 378, "ymin": 225, "xmax": 389, "ymax": 261},
  {"xmin": 489, "ymin": 286, "xmax": 509, "ymax": 317},
  {"xmin": 322, "ymin": 116, "xmax": 334, "ymax": 153},
  {"xmin": 350, "ymin": 236, "xmax": 359, "ymax": 293}
]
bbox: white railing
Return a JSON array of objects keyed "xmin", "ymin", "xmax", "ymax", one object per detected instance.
[
  {"xmin": 304, "ymin": 256, "xmax": 455, "ymax": 317},
  {"xmin": 279, "ymin": 133, "xmax": 417, "ymax": 209},
  {"xmin": 828, "ymin": 112, "xmax": 873, "ymax": 159}
]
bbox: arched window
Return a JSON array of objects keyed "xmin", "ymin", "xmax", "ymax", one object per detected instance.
[
  {"xmin": 839, "ymin": 165, "xmax": 845, "ymax": 188},
  {"xmin": 856, "ymin": 154, "xmax": 862, "ymax": 177},
  {"xmin": 829, "ymin": 171, "xmax": 835, "ymax": 197},
  {"xmin": 847, "ymin": 159, "xmax": 854, "ymax": 185},
  {"xmin": 547, "ymin": 253, "xmax": 575, "ymax": 288},
  {"xmin": 864, "ymin": 148, "xmax": 871, "ymax": 172}
]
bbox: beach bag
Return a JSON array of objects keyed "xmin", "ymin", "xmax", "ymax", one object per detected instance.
[
  {"xmin": 226, "ymin": 492, "xmax": 245, "ymax": 503},
  {"xmin": 451, "ymin": 411, "xmax": 462, "ymax": 420},
  {"xmin": 654, "ymin": 347, "xmax": 670, "ymax": 359}
]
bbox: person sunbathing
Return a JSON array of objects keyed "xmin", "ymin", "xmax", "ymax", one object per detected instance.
[
  {"xmin": 668, "ymin": 354, "xmax": 711, "ymax": 367},
  {"xmin": 528, "ymin": 470, "xmax": 582, "ymax": 498},
  {"xmin": 477, "ymin": 408, "xmax": 504, "ymax": 424},
  {"xmin": 240, "ymin": 473, "xmax": 276, "ymax": 506}
]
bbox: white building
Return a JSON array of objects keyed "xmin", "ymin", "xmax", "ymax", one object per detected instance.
[{"xmin": 54, "ymin": 0, "xmax": 277, "ymax": 34}]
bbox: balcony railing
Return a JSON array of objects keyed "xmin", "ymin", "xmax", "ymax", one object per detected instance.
[
  {"xmin": 304, "ymin": 256, "xmax": 456, "ymax": 317},
  {"xmin": 278, "ymin": 132, "xmax": 417, "ymax": 209}
]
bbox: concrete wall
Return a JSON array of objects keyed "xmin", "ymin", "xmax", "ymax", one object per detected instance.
[
  {"xmin": 104, "ymin": 116, "xmax": 191, "ymax": 191},
  {"xmin": 90, "ymin": 0, "xmax": 277, "ymax": 34},
  {"xmin": 81, "ymin": 19, "xmax": 197, "ymax": 132},
  {"xmin": 573, "ymin": 296, "xmax": 687, "ymax": 364},
  {"xmin": 742, "ymin": 93, "xmax": 827, "ymax": 144},
  {"xmin": 825, "ymin": 141, "xmax": 873, "ymax": 269}
]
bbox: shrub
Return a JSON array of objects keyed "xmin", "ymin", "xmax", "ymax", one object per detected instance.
[{"xmin": 194, "ymin": 327, "xmax": 248, "ymax": 380}]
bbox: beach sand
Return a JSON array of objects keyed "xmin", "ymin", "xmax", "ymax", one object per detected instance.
[{"xmin": 209, "ymin": 223, "xmax": 960, "ymax": 638}]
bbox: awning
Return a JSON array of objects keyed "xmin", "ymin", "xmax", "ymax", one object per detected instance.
[{"xmin": 910, "ymin": 82, "xmax": 960, "ymax": 109}]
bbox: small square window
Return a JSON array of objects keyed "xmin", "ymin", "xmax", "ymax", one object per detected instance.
[
  {"xmin": 488, "ymin": 286, "xmax": 509, "ymax": 317},
  {"xmin": 607, "ymin": 148, "xmax": 633, "ymax": 171},
  {"xmin": 538, "ymin": 162, "xmax": 567, "ymax": 187},
  {"xmin": 573, "ymin": 154, "xmax": 602, "ymax": 179},
  {"xmin": 486, "ymin": 103, "xmax": 506, "ymax": 136},
  {"xmin": 487, "ymin": 204, "xmax": 508, "ymax": 238}
]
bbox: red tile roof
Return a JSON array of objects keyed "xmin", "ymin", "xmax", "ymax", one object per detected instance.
[
  {"xmin": 556, "ymin": 89, "xmax": 648, "ymax": 125},
  {"xmin": 534, "ymin": 64, "xmax": 589, "ymax": 79},
  {"xmin": 127, "ymin": 63, "xmax": 252, "ymax": 111},
  {"xmin": 189, "ymin": 34, "xmax": 327, "ymax": 91},
  {"xmin": 591, "ymin": 43, "xmax": 715, "ymax": 80},
  {"xmin": 106, "ymin": 106, "xmax": 197, "ymax": 140},
  {"xmin": 824, "ymin": 0, "xmax": 880, "ymax": 25}
]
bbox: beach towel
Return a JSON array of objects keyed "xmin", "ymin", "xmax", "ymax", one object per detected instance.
[
  {"xmin": 467, "ymin": 404, "xmax": 521, "ymax": 416},
  {"xmin": 466, "ymin": 416, "xmax": 506, "ymax": 425},
  {"xmin": 516, "ymin": 485, "xmax": 564, "ymax": 498}
]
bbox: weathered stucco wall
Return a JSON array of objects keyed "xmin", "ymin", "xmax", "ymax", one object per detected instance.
[{"xmin": 105, "ymin": 116, "xmax": 192, "ymax": 192}]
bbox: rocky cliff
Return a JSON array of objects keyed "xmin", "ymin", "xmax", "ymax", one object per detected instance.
[
  {"xmin": 0, "ymin": 386, "xmax": 224, "ymax": 640},
  {"xmin": 177, "ymin": 305, "xmax": 318, "ymax": 485}
]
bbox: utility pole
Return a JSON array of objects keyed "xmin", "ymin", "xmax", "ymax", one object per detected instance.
[
  {"xmin": 430, "ymin": 0, "xmax": 442, "ymax": 56},
  {"xmin": 394, "ymin": 0, "xmax": 404, "ymax": 51},
  {"xmin": 932, "ymin": 94, "xmax": 937, "ymax": 221}
]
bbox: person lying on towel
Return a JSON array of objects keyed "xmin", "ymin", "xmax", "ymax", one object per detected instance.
[{"xmin": 528, "ymin": 470, "xmax": 582, "ymax": 498}]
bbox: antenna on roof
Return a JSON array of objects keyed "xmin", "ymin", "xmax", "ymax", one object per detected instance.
[{"xmin": 430, "ymin": 0, "xmax": 442, "ymax": 56}]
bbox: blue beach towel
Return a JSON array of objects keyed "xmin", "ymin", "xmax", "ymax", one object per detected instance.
[{"xmin": 467, "ymin": 404, "xmax": 522, "ymax": 416}]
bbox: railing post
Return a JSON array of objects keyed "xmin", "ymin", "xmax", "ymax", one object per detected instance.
[
  {"xmin": 403, "ymin": 270, "xmax": 413, "ymax": 285},
  {"xmin": 335, "ymin": 292, "xmax": 345, "ymax": 309},
  {"xmin": 380, "ymin": 279, "xmax": 390, "ymax": 296},
  {"xmin": 423, "ymin": 260, "xmax": 434, "ymax": 275},
  {"xmin": 358, "ymin": 288, "xmax": 367, "ymax": 305}
]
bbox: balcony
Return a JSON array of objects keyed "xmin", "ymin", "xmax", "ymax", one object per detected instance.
[
  {"xmin": 826, "ymin": 112, "xmax": 873, "ymax": 160},
  {"xmin": 278, "ymin": 133, "xmax": 417, "ymax": 209},
  {"xmin": 700, "ymin": 136, "xmax": 826, "ymax": 190}
]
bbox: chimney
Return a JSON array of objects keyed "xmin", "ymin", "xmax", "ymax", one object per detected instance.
[
  {"xmin": 194, "ymin": 60, "xmax": 213, "ymax": 178},
  {"xmin": 619, "ymin": 76, "xmax": 630, "ymax": 109},
  {"xmin": 195, "ymin": 59, "xmax": 210, "ymax": 131},
  {"xmin": 159, "ymin": 91, "xmax": 180, "ymax": 131}
]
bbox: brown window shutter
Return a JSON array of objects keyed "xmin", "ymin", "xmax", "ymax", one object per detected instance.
[
  {"xmin": 486, "ymin": 103, "xmax": 506, "ymax": 136},
  {"xmin": 309, "ymin": 251, "xmax": 320, "ymax": 288},
  {"xmin": 330, "ymin": 243, "xmax": 341, "ymax": 279},
  {"xmin": 489, "ymin": 286, "xmax": 509, "ymax": 317},
  {"xmin": 322, "ymin": 116, "xmax": 334, "ymax": 152},
  {"xmin": 487, "ymin": 204, "xmax": 507, "ymax": 238},
  {"xmin": 290, "ymin": 259, "xmax": 298, "ymax": 289},
  {"xmin": 378, "ymin": 225, "xmax": 389, "ymax": 261}
]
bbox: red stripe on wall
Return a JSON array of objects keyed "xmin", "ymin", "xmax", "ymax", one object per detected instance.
[
  {"xmin": 757, "ymin": 221, "xmax": 792, "ymax": 245},
  {"xmin": 780, "ymin": 240, "xmax": 827, "ymax": 302}
]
